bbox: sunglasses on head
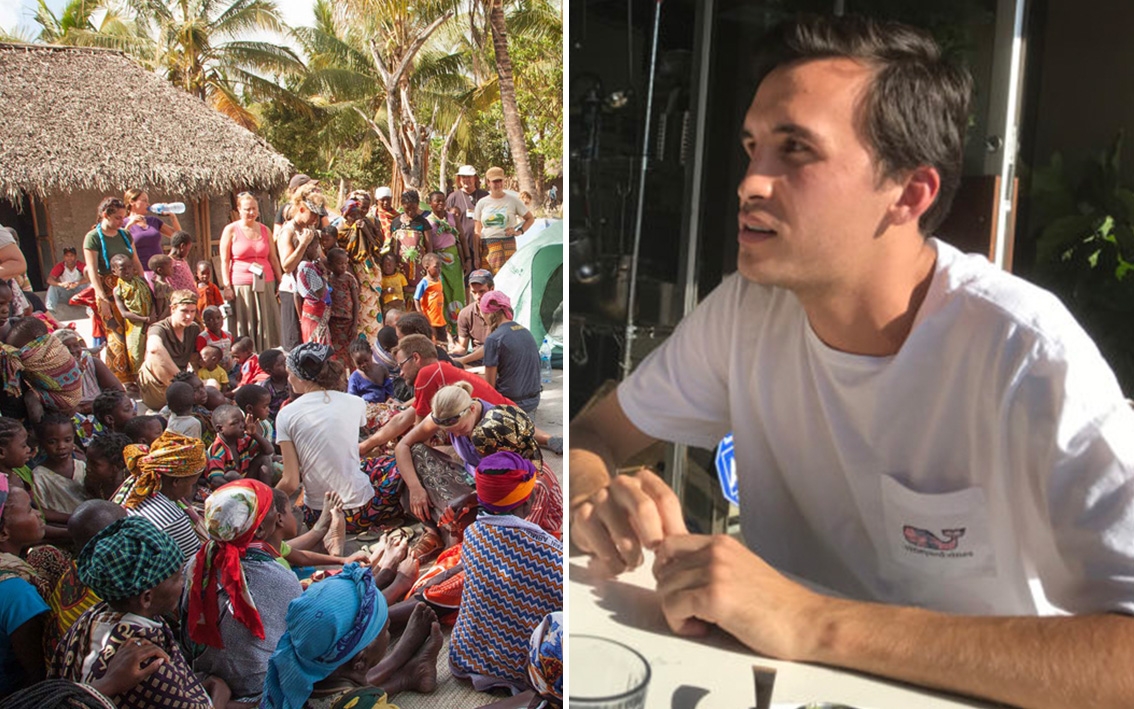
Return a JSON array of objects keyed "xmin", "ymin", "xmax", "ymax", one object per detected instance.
[{"xmin": 431, "ymin": 404, "xmax": 472, "ymax": 428}]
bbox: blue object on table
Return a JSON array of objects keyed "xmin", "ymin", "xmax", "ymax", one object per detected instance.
[{"xmin": 715, "ymin": 433, "xmax": 739, "ymax": 505}]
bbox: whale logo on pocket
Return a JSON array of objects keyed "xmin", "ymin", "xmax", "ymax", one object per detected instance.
[{"xmin": 902, "ymin": 526, "xmax": 965, "ymax": 551}]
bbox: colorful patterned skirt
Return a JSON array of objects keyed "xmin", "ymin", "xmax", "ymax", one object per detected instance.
[
  {"xmin": 482, "ymin": 237, "xmax": 517, "ymax": 275},
  {"xmin": 302, "ymin": 455, "xmax": 404, "ymax": 534},
  {"xmin": 353, "ymin": 262, "xmax": 383, "ymax": 344},
  {"xmin": 436, "ymin": 244, "xmax": 465, "ymax": 335}
]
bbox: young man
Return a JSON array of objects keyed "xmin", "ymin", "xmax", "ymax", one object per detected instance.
[
  {"xmin": 45, "ymin": 247, "xmax": 88, "ymax": 312},
  {"xmin": 446, "ymin": 165, "xmax": 489, "ymax": 267},
  {"xmin": 451, "ymin": 269, "xmax": 494, "ymax": 366},
  {"xmin": 473, "ymin": 167, "xmax": 534, "ymax": 274},
  {"xmin": 570, "ymin": 15, "xmax": 1134, "ymax": 709}
]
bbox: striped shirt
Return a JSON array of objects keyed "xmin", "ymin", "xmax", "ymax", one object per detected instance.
[{"xmin": 126, "ymin": 494, "xmax": 201, "ymax": 562}]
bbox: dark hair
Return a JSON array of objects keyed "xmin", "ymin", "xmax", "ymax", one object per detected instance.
[
  {"xmin": 171, "ymin": 370, "xmax": 199, "ymax": 385},
  {"xmin": 34, "ymin": 412, "xmax": 73, "ymax": 439},
  {"xmin": 258, "ymin": 348, "xmax": 284, "ymax": 371},
  {"xmin": 202, "ymin": 305, "xmax": 223, "ymax": 320},
  {"xmin": 314, "ymin": 357, "xmax": 346, "ymax": 391},
  {"xmin": 62, "ymin": 247, "xmax": 78, "ymax": 256},
  {"xmin": 428, "ymin": 191, "xmax": 445, "ymax": 203},
  {"xmin": 92, "ymin": 390, "xmax": 131, "ymax": 426},
  {"xmin": 0, "ymin": 679, "xmax": 120, "ymax": 708},
  {"xmin": 376, "ymin": 326, "xmax": 398, "ymax": 350},
  {"xmin": 0, "ymin": 417, "xmax": 26, "ymax": 450},
  {"xmin": 271, "ymin": 487, "xmax": 289, "ymax": 514},
  {"xmin": 122, "ymin": 415, "xmax": 164, "ymax": 444},
  {"xmin": 232, "ymin": 336, "xmax": 255, "ymax": 353},
  {"xmin": 395, "ymin": 333, "xmax": 438, "ymax": 361},
  {"xmin": 348, "ymin": 337, "xmax": 372, "ymax": 359},
  {"xmin": 170, "ymin": 230, "xmax": 193, "ymax": 248},
  {"xmin": 148, "ymin": 254, "xmax": 172, "ymax": 272},
  {"xmin": 757, "ymin": 14, "xmax": 971, "ymax": 233},
  {"xmin": 327, "ymin": 247, "xmax": 348, "ymax": 262},
  {"xmin": 395, "ymin": 312, "xmax": 432, "ymax": 339},
  {"xmin": 401, "ymin": 190, "xmax": 420, "ymax": 204},
  {"xmin": 211, "ymin": 404, "xmax": 242, "ymax": 427},
  {"xmin": 165, "ymin": 380, "xmax": 196, "ymax": 413},
  {"xmin": 196, "ymin": 260, "xmax": 214, "ymax": 273},
  {"xmin": 234, "ymin": 384, "xmax": 270, "ymax": 411},
  {"xmin": 96, "ymin": 197, "xmax": 126, "ymax": 218},
  {"xmin": 5, "ymin": 316, "xmax": 48, "ymax": 349},
  {"xmin": 86, "ymin": 432, "xmax": 131, "ymax": 469}
]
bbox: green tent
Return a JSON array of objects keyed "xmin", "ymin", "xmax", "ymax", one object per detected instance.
[{"xmin": 494, "ymin": 221, "xmax": 563, "ymax": 365}]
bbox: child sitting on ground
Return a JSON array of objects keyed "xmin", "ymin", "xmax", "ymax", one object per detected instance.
[
  {"xmin": 197, "ymin": 345, "xmax": 231, "ymax": 393},
  {"xmin": 82, "ymin": 432, "xmax": 131, "ymax": 501},
  {"xmin": 165, "ymin": 372, "xmax": 217, "ymax": 446},
  {"xmin": 110, "ymin": 253, "xmax": 155, "ymax": 385},
  {"xmin": 91, "ymin": 389, "xmax": 135, "ymax": 434},
  {"xmin": 372, "ymin": 325, "xmax": 400, "ymax": 375},
  {"xmin": 30, "ymin": 412, "xmax": 87, "ymax": 527},
  {"xmin": 254, "ymin": 488, "xmax": 370, "ymax": 571},
  {"xmin": 148, "ymin": 254, "xmax": 173, "ymax": 319},
  {"xmin": 122, "ymin": 415, "xmax": 166, "ymax": 446},
  {"xmin": 347, "ymin": 338, "xmax": 394, "ymax": 403},
  {"xmin": 413, "ymin": 252, "xmax": 449, "ymax": 344},
  {"xmin": 206, "ymin": 404, "xmax": 274, "ymax": 488},
  {"xmin": 196, "ymin": 260, "xmax": 225, "ymax": 320},
  {"xmin": 234, "ymin": 384, "xmax": 278, "ymax": 448},
  {"xmin": 257, "ymin": 349, "xmax": 290, "ymax": 422},
  {"xmin": 379, "ymin": 253, "xmax": 408, "ymax": 315},
  {"xmin": 165, "ymin": 380, "xmax": 203, "ymax": 440},
  {"xmin": 232, "ymin": 337, "xmax": 268, "ymax": 387},
  {"xmin": 196, "ymin": 305, "xmax": 234, "ymax": 376}
]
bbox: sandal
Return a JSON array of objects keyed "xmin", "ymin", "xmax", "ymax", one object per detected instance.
[{"xmin": 410, "ymin": 528, "xmax": 443, "ymax": 563}]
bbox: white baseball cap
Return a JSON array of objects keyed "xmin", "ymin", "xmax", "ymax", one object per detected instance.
[
  {"xmin": 374, "ymin": 186, "xmax": 393, "ymax": 199},
  {"xmin": 456, "ymin": 165, "xmax": 478, "ymax": 177}
]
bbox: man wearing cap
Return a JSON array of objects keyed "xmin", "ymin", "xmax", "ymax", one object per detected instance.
[
  {"xmin": 452, "ymin": 268, "xmax": 495, "ymax": 366},
  {"xmin": 446, "ymin": 166, "xmax": 489, "ymax": 267},
  {"xmin": 474, "ymin": 166, "xmax": 534, "ymax": 274}
]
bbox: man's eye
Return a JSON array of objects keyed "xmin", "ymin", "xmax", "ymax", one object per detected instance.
[{"xmin": 783, "ymin": 139, "xmax": 809, "ymax": 154}]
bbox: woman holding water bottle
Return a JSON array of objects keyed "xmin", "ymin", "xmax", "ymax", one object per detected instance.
[{"xmin": 123, "ymin": 189, "xmax": 182, "ymax": 281}]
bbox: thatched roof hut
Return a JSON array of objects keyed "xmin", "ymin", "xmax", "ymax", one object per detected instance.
[{"xmin": 0, "ymin": 42, "xmax": 292, "ymax": 288}]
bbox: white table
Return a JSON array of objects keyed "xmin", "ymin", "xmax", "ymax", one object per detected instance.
[{"xmin": 569, "ymin": 553, "xmax": 1000, "ymax": 709}]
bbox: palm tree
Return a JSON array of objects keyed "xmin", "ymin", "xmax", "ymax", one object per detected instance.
[
  {"xmin": 301, "ymin": 0, "xmax": 460, "ymax": 192},
  {"xmin": 32, "ymin": 0, "xmax": 151, "ymax": 54},
  {"xmin": 119, "ymin": 0, "xmax": 306, "ymax": 129}
]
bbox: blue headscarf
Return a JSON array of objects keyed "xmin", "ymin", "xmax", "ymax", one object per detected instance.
[{"xmin": 261, "ymin": 563, "xmax": 389, "ymax": 709}]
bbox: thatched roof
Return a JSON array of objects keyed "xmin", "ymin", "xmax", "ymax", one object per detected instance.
[{"xmin": 0, "ymin": 42, "xmax": 292, "ymax": 202}]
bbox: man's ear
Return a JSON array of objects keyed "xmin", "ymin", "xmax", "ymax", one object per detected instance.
[
  {"xmin": 139, "ymin": 588, "xmax": 154, "ymax": 613},
  {"xmin": 889, "ymin": 165, "xmax": 941, "ymax": 227}
]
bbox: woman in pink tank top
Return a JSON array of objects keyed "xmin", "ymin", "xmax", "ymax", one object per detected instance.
[{"xmin": 220, "ymin": 192, "xmax": 283, "ymax": 350}]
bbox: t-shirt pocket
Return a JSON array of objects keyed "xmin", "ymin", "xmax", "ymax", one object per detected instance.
[{"xmin": 879, "ymin": 474, "xmax": 997, "ymax": 579}]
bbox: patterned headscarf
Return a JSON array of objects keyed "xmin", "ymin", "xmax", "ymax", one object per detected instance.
[
  {"xmin": 476, "ymin": 451, "xmax": 537, "ymax": 514},
  {"xmin": 0, "ymin": 471, "xmax": 7, "ymax": 518},
  {"xmin": 187, "ymin": 479, "xmax": 275, "ymax": 648},
  {"xmin": 0, "ymin": 333, "xmax": 82, "ymax": 412},
  {"xmin": 479, "ymin": 290, "xmax": 513, "ymax": 321},
  {"xmin": 120, "ymin": 430, "xmax": 206, "ymax": 509},
  {"xmin": 528, "ymin": 612, "xmax": 563, "ymax": 704},
  {"xmin": 77, "ymin": 516, "xmax": 184, "ymax": 601},
  {"xmin": 262, "ymin": 563, "xmax": 389, "ymax": 709},
  {"xmin": 286, "ymin": 342, "xmax": 333, "ymax": 382}
]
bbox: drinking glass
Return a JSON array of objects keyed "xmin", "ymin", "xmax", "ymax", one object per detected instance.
[{"xmin": 570, "ymin": 635, "xmax": 651, "ymax": 708}]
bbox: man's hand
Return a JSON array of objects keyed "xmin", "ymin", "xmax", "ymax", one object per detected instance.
[
  {"xmin": 653, "ymin": 534, "xmax": 824, "ymax": 661},
  {"xmin": 570, "ymin": 468, "xmax": 687, "ymax": 576}
]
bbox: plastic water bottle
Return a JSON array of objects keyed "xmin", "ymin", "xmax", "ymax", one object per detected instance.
[
  {"xmin": 150, "ymin": 202, "xmax": 186, "ymax": 215},
  {"xmin": 539, "ymin": 336, "xmax": 553, "ymax": 384}
]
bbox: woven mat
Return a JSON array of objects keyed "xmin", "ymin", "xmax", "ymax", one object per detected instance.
[{"xmin": 388, "ymin": 627, "xmax": 511, "ymax": 709}]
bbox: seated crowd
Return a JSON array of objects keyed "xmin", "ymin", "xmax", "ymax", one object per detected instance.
[{"xmin": 0, "ymin": 181, "xmax": 562, "ymax": 707}]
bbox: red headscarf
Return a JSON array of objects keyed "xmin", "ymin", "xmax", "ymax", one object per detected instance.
[
  {"xmin": 476, "ymin": 451, "xmax": 537, "ymax": 514},
  {"xmin": 187, "ymin": 478, "xmax": 275, "ymax": 648}
]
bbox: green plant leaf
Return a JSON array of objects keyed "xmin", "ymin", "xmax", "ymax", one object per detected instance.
[{"xmin": 1036, "ymin": 214, "xmax": 1097, "ymax": 265}]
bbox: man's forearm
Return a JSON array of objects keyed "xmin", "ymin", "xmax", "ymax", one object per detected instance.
[{"xmin": 806, "ymin": 598, "xmax": 1134, "ymax": 709}]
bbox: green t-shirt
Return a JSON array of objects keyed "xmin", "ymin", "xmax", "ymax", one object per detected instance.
[{"xmin": 83, "ymin": 226, "xmax": 135, "ymax": 275}]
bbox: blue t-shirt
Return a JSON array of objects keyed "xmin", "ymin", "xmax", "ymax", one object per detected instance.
[
  {"xmin": 0, "ymin": 577, "xmax": 49, "ymax": 694},
  {"xmin": 347, "ymin": 369, "xmax": 394, "ymax": 404}
]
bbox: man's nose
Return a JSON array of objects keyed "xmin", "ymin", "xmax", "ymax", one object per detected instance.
[{"xmin": 737, "ymin": 155, "xmax": 774, "ymax": 203}]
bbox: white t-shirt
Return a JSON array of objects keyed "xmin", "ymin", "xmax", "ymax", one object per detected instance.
[
  {"xmin": 275, "ymin": 389, "xmax": 373, "ymax": 510},
  {"xmin": 473, "ymin": 192, "xmax": 528, "ymax": 241},
  {"xmin": 619, "ymin": 238, "xmax": 1134, "ymax": 617}
]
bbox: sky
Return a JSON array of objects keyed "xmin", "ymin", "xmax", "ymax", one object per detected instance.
[{"xmin": 4, "ymin": 0, "xmax": 317, "ymax": 37}]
